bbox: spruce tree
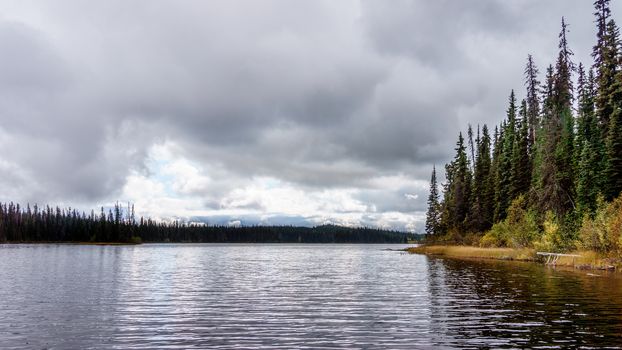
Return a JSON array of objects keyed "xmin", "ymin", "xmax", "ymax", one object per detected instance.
[
  {"xmin": 471, "ymin": 124, "xmax": 494, "ymax": 231},
  {"xmin": 575, "ymin": 63, "xmax": 589, "ymax": 152},
  {"xmin": 425, "ymin": 166, "xmax": 441, "ymax": 235},
  {"xmin": 536, "ymin": 19, "xmax": 576, "ymax": 216},
  {"xmin": 510, "ymin": 100, "xmax": 531, "ymax": 199},
  {"xmin": 537, "ymin": 64, "xmax": 564, "ymax": 215},
  {"xmin": 557, "ymin": 19, "xmax": 576, "ymax": 213},
  {"xmin": 593, "ymin": 0, "xmax": 619, "ymax": 137},
  {"xmin": 443, "ymin": 133, "xmax": 472, "ymax": 232},
  {"xmin": 491, "ymin": 124, "xmax": 503, "ymax": 222},
  {"xmin": 467, "ymin": 124, "xmax": 475, "ymax": 172},
  {"xmin": 494, "ymin": 91, "xmax": 516, "ymax": 221},
  {"xmin": 525, "ymin": 54, "xmax": 541, "ymax": 153},
  {"xmin": 604, "ymin": 75, "xmax": 622, "ymax": 200},
  {"xmin": 576, "ymin": 65, "xmax": 605, "ymax": 213}
]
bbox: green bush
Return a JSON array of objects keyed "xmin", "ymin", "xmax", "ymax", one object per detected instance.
[
  {"xmin": 480, "ymin": 221, "xmax": 507, "ymax": 247},
  {"xmin": 534, "ymin": 211, "xmax": 564, "ymax": 252},
  {"xmin": 480, "ymin": 196, "xmax": 539, "ymax": 248}
]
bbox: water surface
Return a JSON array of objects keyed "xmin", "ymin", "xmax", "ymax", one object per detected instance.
[{"xmin": 1, "ymin": 244, "xmax": 621, "ymax": 349}]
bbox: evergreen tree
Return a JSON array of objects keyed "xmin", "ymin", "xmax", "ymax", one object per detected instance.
[
  {"xmin": 604, "ymin": 82, "xmax": 622, "ymax": 200},
  {"xmin": 491, "ymin": 125, "xmax": 502, "ymax": 220},
  {"xmin": 554, "ymin": 18, "xmax": 576, "ymax": 213},
  {"xmin": 537, "ymin": 64, "xmax": 564, "ymax": 215},
  {"xmin": 576, "ymin": 65, "xmax": 605, "ymax": 214},
  {"xmin": 554, "ymin": 17, "xmax": 575, "ymax": 109},
  {"xmin": 575, "ymin": 63, "xmax": 590, "ymax": 150},
  {"xmin": 592, "ymin": 0, "xmax": 620, "ymax": 137},
  {"xmin": 425, "ymin": 166, "xmax": 441, "ymax": 235},
  {"xmin": 536, "ymin": 20, "xmax": 577, "ymax": 217},
  {"xmin": 443, "ymin": 133, "xmax": 472, "ymax": 232},
  {"xmin": 494, "ymin": 91, "xmax": 517, "ymax": 221},
  {"xmin": 525, "ymin": 54, "xmax": 541, "ymax": 153},
  {"xmin": 471, "ymin": 124, "xmax": 494, "ymax": 231},
  {"xmin": 510, "ymin": 100, "xmax": 531, "ymax": 198},
  {"xmin": 467, "ymin": 124, "xmax": 476, "ymax": 172}
]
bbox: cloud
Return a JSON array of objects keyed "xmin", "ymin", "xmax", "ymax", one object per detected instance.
[{"xmin": 0, "ymin": 1, "xmax": 616, "ymax": 231}]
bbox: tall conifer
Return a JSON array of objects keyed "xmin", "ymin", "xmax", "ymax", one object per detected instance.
[
  {"xmin": 510, "ymin": 100, "xmax": 531, "ymax": 198},
  {"xmin": 494, "ymin": 92, "xmax": 517, "ymax": 220},
  {"xmin": 425, "ymin": 166, "xmax": 441, "ymax": 235},
  {"xmin": 472, "ymin": 125, "xmax": 494, "ymax": 231},
  {"xmin": 525, "ymin": 55, "xmax": 541, "ymax": 152},
  {"xmin": 443, "ymin": 133, "xmax": 472, "ymax": 232}
]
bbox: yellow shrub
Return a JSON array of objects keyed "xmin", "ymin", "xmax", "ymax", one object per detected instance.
[
  {"xmin": 607, "ymin": 197, "xmax": 622, "ymax": 253},
  {"xmin": 535, "ymin": 211, "xmax": 563, "ymax": 252},
  {"xmin": 577, "ymin": 195, "xmax": 622, "ymax": 255},
  {"xmin": 480, "ymin": 196, "xmax": 540, "ymax": 249},
  {"xmin": 480, "ymin": 221, "xmax": 507, "ymax": 247}
]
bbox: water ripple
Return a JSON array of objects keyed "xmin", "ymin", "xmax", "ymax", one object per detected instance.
[{"xmin": 0, "ymin": 244, "xmax": 621, "ymax": 349}]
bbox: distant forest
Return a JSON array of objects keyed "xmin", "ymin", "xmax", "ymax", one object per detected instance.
[
  {"xmin": 426, "ymin": 0, "xmax": 622, "ymax": 254},
  {"xmin": 0, "ymin": 202, "xmax": 417, "ymax": 244}
]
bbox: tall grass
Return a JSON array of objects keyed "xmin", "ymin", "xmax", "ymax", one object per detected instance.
[{"xmin": 407, "ymin": 245, "xmax": 536, "ymax": 261}]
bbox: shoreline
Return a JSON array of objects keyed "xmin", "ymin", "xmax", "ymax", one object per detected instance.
[
  {"xmin": 406, "ymin": 245, "xmax": 620, "ymax": 272},
  {"xmin": 0, "ymin": 241, "xmax": 140, "ymax": 246},
  {"xmin": 0, "ymin": 241, "xmax": 413, "ymax": 245}
]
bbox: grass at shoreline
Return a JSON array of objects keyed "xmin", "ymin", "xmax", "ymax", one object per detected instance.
[
  {"xmin": 406, "ymin": 245, "xmax": 536, "ymax": 261},
  {"xmin": 407, "ymin": 245, "xmax": 621, "ymax": 272}
]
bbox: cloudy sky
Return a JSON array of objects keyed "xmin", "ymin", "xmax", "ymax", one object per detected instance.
[{"xmin": 0, "ymin": 1, "xmax": 618, "ymax": 231}]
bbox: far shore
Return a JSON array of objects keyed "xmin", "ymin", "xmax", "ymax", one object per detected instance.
[
  {"xmin": 1, "ymin": 241, "xmax": 140, "ymax": 246},
  {"xmin": 406, "ymin": 245, "xmax": 620, "ymax": 273},
  {"xmin": 1, "ymin": 241, "xmax": 414, "ymax": 245}
]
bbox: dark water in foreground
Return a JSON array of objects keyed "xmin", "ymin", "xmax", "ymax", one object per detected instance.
[{"xmin": 1, "ymin": 244, "xmax": 622, "ymax": 349}]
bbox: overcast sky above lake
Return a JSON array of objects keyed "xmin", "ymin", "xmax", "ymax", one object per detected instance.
[{"xmin": 0, "ymin": 1, "xmax": 619, "ymax": 231}]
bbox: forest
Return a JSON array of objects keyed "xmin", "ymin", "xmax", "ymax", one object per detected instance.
[
  {"xmin": 426, "ymin": 0, "xmax": 622, "ymax": 255},
  {"xmin": 0, "ymin": 202, "xmax": 415, "ymax": 244}
]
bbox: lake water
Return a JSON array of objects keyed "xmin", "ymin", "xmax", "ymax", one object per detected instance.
[{"xmin": 1, "ymin": 244, "xmax": 622, "ymax": 349}]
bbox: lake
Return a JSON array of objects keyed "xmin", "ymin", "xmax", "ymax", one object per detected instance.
[{"xmin": 1, "ymin": 244, "xmax": 621, "ymax": 349}]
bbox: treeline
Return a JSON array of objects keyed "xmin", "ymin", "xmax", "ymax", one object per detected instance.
[
  {"xmin": 0, "ymin": 202, "xmax": 414, "ymax": 244},
  {"xmin": 426, "ymin": 0, "xmax": 622, "ymax": 254}
]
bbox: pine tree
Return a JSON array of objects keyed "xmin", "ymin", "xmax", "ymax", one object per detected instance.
[
  {"xmin": 536, "ymin": 64, "xmax": 563, "ymax": 215},
  {"xmin": 556, "ymin": 18, "xmax": 576, "ymax": 213},
  {"xmin": 510, "ymin": 100, "xmax": 531, "ymax": 199},
  {"xmin": 525, "ymin": 54, "xmax": 541, "ymax": 153},
  {"xmin": 593, "ymin": 0, "xmax": 620, "ymax": 137},
  {"xmin": 489, "ymin": 125, "xmax": 503, "ymax": 216},
  {"xmin": 443, "ymin": 133, "xmax": 472, "ymax": 232},
  {"xmin": 535, "ymin": 20, "xmax": 577, "ymax": 217},
  {"xmin": 425, "ymin": 166, "xmax": 441, "ymax": 235},
  {"xmin": 604, "ymin": 74, "xmax": 622, "ymax": 200},
  {"xmin": 471, "ymin": 124, "xmax": 494, "ymax": 231},
  {"xmin": 576, "ymin": 63, "xmax": 590, "ymax": 151},
  {"xmin": 494, "ymin": 91, "xmax": 517, "ymax": 221},
  {"xmin": 491, "ymin": 125, "xmax": 502, "ymax": 221},
  {"xmin": 467, "ymin": 124, "xmax": 475, "ymax": 172},
  {"xmin": 555, "ymin": 18, "xmax": 575, "ymax": 108},
  {"xmin": 576, "ymin": 65, "xmax": 605, "ymax": 214}
]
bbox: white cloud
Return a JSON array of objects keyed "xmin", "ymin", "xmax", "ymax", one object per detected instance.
[
  {"xmin": 405, "ymin": 193, "xmax": 418, "ymax": 200},
  {"xmin": 114, "ymin": 142, "xmax": 424, "ymax": 231}
]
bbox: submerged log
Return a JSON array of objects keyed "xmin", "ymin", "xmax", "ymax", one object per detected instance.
[{"xmin": 536, "ymin": 252, "xmax": 582, "ymax": 265}]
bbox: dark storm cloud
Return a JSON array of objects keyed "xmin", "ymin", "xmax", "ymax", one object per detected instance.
[
  {"xmin": 360, "ymin": 0, "xmax": 520, "ymax": 66},
  {"xmin": 0, "ymin": 0, "xmax": 617, "ymax": 227}
]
